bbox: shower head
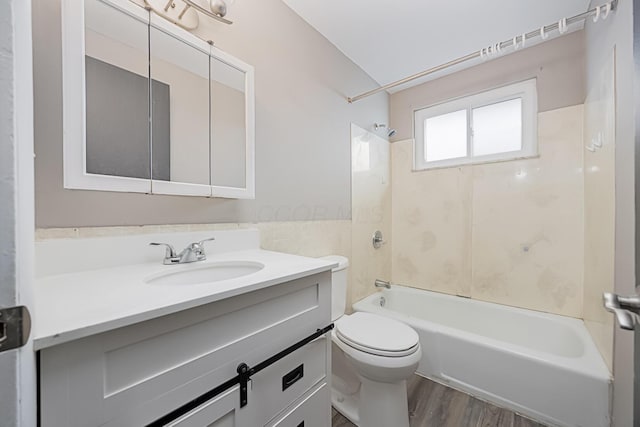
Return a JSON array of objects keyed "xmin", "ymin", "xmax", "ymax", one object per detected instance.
[{"xmin": 374, "ymin": 123, "xmax": 397, "ymax": 138}]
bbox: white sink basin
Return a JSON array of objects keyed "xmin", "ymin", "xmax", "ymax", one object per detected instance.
[{"xmin": 146, "ymin": 261, "xmax": 265, "ymax": 286}]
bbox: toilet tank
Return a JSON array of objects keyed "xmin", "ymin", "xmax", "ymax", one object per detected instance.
[{"xmin": 320, "ymin": 255, "xmax": 349, "ymax": 321}]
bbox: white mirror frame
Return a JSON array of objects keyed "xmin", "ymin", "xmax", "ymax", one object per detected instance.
[{"xmin": 61, "ymin": 0, "xmax": 255, "ymax": 199}]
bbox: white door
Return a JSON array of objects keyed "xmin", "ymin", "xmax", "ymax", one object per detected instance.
[
  {"xmin": 605, "ymin": 8, "xmax": 640, "ymax": 425},
  {"xmin": 0, "ymin": 0, "xmax": 37, "ymax": 425}
]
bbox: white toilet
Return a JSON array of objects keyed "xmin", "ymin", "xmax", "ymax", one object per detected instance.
[{"xmin": 322, "ymin": 256, "xmax": 421, "ymax": 427}]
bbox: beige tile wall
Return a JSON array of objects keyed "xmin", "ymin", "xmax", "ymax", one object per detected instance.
[
  {"xmin": 391, "ymin": 104, "xmax": 585, "ymax": 318},
  {"xmin": 390, "ymin": 149, "xmax": 473, "ymax": 297},
  {"xmin": 36, "ymin": 220, "xmax": 351, "ymax": 261},
  {"xmin": 583, "ymin": 50, "xmax": 616, "ymax": 371}
]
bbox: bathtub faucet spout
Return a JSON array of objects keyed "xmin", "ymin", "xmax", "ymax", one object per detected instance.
[{"xmin": 374, "ymin": 279, "xmax": 391, "ymax": 289}]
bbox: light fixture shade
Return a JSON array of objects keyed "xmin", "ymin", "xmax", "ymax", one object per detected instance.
[{"xmin": 210, "ymin": 0, "xmax": 227, "ymax": 17}]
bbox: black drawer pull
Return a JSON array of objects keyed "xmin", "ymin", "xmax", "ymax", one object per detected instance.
[
  {"xmin": 297, "ymin": 422, "xmax": 304, "ymax": 427},
  {"xmin": 282, "ymin": 364, "xmax": 304, "ymax": 391}
]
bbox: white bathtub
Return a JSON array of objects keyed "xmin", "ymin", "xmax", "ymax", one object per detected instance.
[{"xmin": 352, "ymin": 286, "xmax": 611, "ymax": 427}]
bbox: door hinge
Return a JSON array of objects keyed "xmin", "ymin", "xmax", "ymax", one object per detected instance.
[{"xmin": 0, "ymin": 306, "xmax": 31, "ymax": 353}]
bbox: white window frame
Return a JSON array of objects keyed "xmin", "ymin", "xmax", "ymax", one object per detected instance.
[{"xmin": 413, "ymin": 79, "xmax": 538, "ymax": 171}]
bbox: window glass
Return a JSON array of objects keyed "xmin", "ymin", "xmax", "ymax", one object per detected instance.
[
  {"xmin": 413, "ymin": 79, "xmax": 536, "ymax": 170},
  {"xmin": 424, "ymin": 110, "xmax": 467, "ymax": 162},
  {"xmin": 472, "ymin": 98, "xmax": 522, "ymax": 157}
]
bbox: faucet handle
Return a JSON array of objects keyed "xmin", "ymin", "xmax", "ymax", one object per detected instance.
[
  {"xmin": 189, "ymin": 237, "xmax": 216, "ymax": 252},
  {"xmin": 149, "ymin": 242, "xmax": 177, "ymax": 259},
  {"xmin": 186, "ymin": 237, "xmax": 216, "ymax": 261},
  {"xmin": 197, "ymin": 237, "xmax": 216, "ymax": 247}
]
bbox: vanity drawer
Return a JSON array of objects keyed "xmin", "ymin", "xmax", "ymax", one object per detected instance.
[
  {"xmin": 250, "ymin": 336, "xmax": 328, "ymax": 424},
  {"xmin": 265, "ymin": 382, "xmax": 330, "ymax": 427}
]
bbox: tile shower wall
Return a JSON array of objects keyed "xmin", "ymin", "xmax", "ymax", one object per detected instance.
[
  {"xmin": 583, "ymin": 50, "xmax": 616, "ymax": 371},
  {"xmin": 391, "ymin": 105, "xmax": 584, "ymax": 318}
]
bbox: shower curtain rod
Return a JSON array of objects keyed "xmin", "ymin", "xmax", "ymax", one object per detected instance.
[{"xmin": 347, "ymin": 0, "xmax": 618, "ymax": 103}]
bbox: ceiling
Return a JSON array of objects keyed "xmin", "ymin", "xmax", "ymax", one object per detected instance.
[{"xmin": 281, "ymin": 0, "xmax": 590, "ymax": 93}]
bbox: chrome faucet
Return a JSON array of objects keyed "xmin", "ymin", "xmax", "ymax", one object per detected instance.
[
  {"xmin": 374, "ymin": 279, "xmax": 391, "ymax": 289},
  {"xmin": 150, "ymin": 237, "xmax": 216, "ymax": 265}
]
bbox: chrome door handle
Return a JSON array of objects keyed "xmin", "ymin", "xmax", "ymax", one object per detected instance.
[
  {"xmin": 603, "ymin": 293, "xmax": 637, "ymax": 330},
  {"xmin": 617, "ymin": 295, "xmax": 640, "ymax": 312}
]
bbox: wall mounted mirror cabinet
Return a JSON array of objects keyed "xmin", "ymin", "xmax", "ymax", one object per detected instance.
[{"xmin": 62, "ymin": 0, "xmax": 255, "ymax": 199}]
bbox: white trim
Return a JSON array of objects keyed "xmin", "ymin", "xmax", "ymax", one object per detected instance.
[
  {"xmin": 413, "ymin": 79, "xmax": 538, "ymax": 171},
  {"xmin": 211, "ymin": 183, "xmax": 254, "ymax": 199},
  {"xmin": 1, "ymin": 0, "xmax": 36, "ymax": 423},
  {"xmin": 151, "ymin": 180, "xmax": 212, "ymax": 197}
]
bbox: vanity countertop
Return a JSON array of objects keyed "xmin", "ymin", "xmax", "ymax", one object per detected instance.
[{"xmin": 34, "ymin": 248, "xmax": 336, "ymax": 351}]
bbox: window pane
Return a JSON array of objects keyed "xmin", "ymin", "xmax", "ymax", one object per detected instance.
[
  {"xmin": 424, "ymin": 109, "xmax": 467, "ymax": 162},
  {"xmin": 472, "ymin": 98, "xmax": 522, "ymax": 157}
]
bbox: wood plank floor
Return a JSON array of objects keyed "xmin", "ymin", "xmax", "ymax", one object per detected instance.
[{"xmin": 332, "ymin": 375, "xmax": 547, "ymax": 427}]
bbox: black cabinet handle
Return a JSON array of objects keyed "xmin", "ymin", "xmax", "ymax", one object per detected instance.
[{"xmin": 282, "ymin": 364, "xmax": 304, "ymax": 391}]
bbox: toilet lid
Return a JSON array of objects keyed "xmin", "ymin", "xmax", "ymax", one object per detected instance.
[{"xmin": 336, "ymin": 312, "xmax": 419, "ymax": 357}]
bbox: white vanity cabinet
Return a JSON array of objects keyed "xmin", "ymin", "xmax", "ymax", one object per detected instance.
[{"xmin": 39, "ymin": 271, "xmax": 332, "ymax": 427}]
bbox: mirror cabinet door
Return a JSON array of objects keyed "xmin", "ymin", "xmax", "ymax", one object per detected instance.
[
  {"xmin": 210, "ymin": 58, "xmax": 246, "ymax": 191},
  {"xmin": 210, "ymin": 53, "xmax": 255, "ymax": 199},
  {"xmin": 65, "ymin": 0, "xmax": 152, "ymax": 192},
  {"xmin": 149, "ymin": 21, "xmax": 212, "ymax": 196},
  {"xmin": 85, "ymin": 0, "xmax": 150, "ymax": 181}
]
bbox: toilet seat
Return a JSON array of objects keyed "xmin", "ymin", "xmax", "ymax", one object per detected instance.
[{"xmin": 335, "ymin": 312, "xmax": 419, "ymax": 357}]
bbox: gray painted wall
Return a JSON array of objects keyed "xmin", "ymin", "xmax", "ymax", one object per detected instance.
[
  {"xmin": 585, "ymin": 1, "xmax": 635, "ymax": 426},
  {"xmin": 390, "ymin": 31, "xmax": 586, "ymax": 142},
  {"xmin": 33, "ymin": 0, "xmax": 388, "ymax": 227}
]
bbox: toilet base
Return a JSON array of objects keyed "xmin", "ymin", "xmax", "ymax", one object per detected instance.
[
  {"xmin": 332, "ymin": 376, "xmax": 410, "ymax": 427},
  {"xmin": 331, "ymin": 387, "xmax": 360, "ymax": 425}
]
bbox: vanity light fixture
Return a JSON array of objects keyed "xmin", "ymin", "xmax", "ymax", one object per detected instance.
[{"xmin": 144, "ymin": 0, "xmax": 232, "ymax": 30}]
